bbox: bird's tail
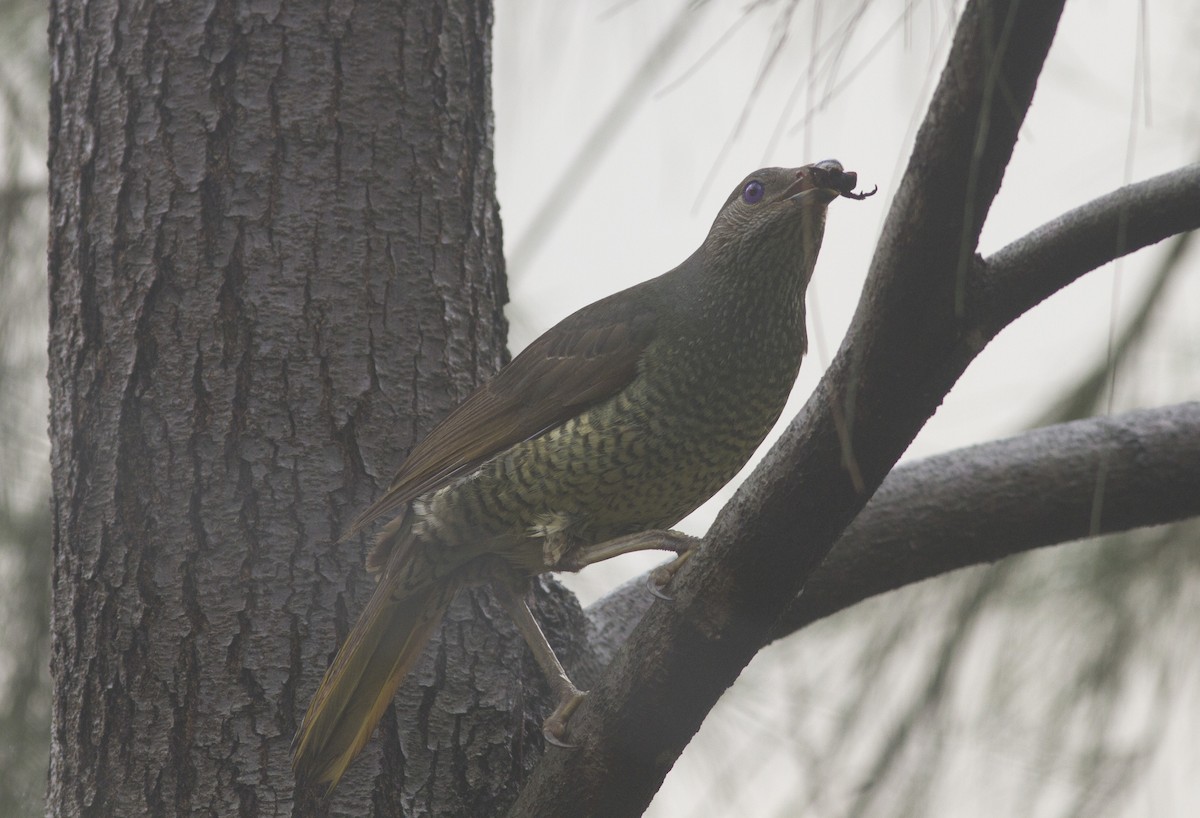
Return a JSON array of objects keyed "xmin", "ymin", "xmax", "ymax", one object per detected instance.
[{"xmin": 292, "ymin": 567, "xmax": 462, "ymax": 790}]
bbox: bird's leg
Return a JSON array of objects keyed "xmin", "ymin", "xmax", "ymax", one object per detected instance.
[
  {"xmin": 490, "ymin": 575, "xmax": 587, "ymax": 748},
  {"xmin": 557, "ymin": 529, "xmax": 700, "ymax": 600}
]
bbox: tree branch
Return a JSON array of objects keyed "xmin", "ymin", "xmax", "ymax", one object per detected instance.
[
  {"xmin": 510, "ymin": 0, "xmax": 1070, "ymax": 814},
  {"xmin": 582, "ymin": 403, "xmax": 1200, "ymax": 672},
  {"xmin": 969, "ymin": 162, "xmax": 1200, "ymax": 342},
  {"xmin": 773, "ymin": 402, "xmax": 1200, "ymax": 636}
]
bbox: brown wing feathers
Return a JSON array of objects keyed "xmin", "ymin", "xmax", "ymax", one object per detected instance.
[{"xmin": 344, "ymin": 283, "xmax": 662, "ymax": 543}]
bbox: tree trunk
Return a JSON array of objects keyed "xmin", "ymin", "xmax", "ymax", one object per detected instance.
[{"xmin": 46, "ymin": 1, "xmax": 536, "ymax": 814}]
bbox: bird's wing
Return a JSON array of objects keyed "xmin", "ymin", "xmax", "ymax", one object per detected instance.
[{"xmin": 346, "ymin": 279, "xmax": 663, "ymax": 546}]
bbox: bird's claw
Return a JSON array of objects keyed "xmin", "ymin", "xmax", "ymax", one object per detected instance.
[
  {"xmin": 647, "ymin": 548, "xmax": 694, "ymax": 602},
  {"xmin": 542, "ymin": 687, "xmax": 587, "ymax": 750},
  {"xmin": 647, "ymin": 571, "xmax": 675, "ymax": 601},
  {"xmin": 542, "ymin": 723, "xmax": 579, "ymax": 750}
]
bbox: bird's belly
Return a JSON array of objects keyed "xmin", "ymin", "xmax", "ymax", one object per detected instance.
[{"xmin": 416, "ymin": 369, "xmax": 794, "ymax": 572}]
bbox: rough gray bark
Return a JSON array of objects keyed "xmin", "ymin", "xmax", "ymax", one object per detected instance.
[{"xmin": 46, "ymin": 1, "xmax": 523, "ymax": 815}]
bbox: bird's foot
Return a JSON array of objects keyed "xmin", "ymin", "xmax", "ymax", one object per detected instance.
[
  {"xmin": 543, "ymin": 687, "xmax": 588, "ymax": 749},
  {"xmin": 647, "ymin": 547, "xmax": 695, "ymax": 601}
]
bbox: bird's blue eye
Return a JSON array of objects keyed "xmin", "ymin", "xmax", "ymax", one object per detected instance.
[{"xmin": 742, "ymin": 180, "xmax": 765, "ymax": 204}]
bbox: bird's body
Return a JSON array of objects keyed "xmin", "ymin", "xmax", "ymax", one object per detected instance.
[
  {"xmin": 293, "ymin": 161, "xmax": 874, "ymax": 790},
  {"xmin": 405, "ymin": 247, "xmax": 810, "ymax": 578}
]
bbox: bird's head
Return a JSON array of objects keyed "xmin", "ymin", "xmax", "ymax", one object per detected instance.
[{"xmin": 703, "ymin": 159, "xmax": 875, "ymax": 280}]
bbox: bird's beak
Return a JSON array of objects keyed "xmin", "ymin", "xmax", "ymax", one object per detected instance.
[{"xmin": 786, "ymin": 159, "xmax": 876, "ymax": 203}]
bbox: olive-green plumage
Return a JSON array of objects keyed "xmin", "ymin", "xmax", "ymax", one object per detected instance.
[{"xmin": 293, "ymin": 160, "xmax": 872, "ymax": 789}]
